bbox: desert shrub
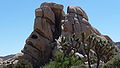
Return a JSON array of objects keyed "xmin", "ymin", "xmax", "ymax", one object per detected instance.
[
  {"xmin": 1, "ymin": 64, "xmax": 14, "ymax": 68},
  {"xmin": 13, "ymin": 59, "xmax": 33, "ymax": 68},
  {"xmin": 43, "ymin": 33, "xmax": 116, "ymax": 68},
  {"xmin": 102, "ymin": 55, "xmax": 120, "ymax": 68},
  {"xmin": 43, "ymin": 52, "xmax": 84, "ymax": 68},
  {"xmin": 0, "ymin": 64, "xmax": 7, "ymax": 68},
  {"xmin": 71, "ymin": 65, "xmax": 87, "ymax": 68}
]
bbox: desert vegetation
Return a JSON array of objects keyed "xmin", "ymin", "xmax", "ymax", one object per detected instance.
[
  {"xmin": 42, "ymin": 33, "xmax": 117, "ymax": 68},
  {"xmin": 1, "ymin": 33, "xmax": 119, "ymax": 68}
]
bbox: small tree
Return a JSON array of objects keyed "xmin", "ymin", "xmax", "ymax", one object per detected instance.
[
  {"xmin": 60, "ymin": 34, "xmax": 82, "ymax": 57},
  {"xmin": 83, "ymin": 33, "xmax": 96, "ymax": 68},
  {"xmin": 84, "ymin": 34, "xmax": 115, "ymax": 68},
  {"xmin": 43, "ymin": 51, "xmax": 84, "ymax": 68}
]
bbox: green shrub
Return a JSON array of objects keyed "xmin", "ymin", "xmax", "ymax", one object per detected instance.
[
  {"xmin": 102, "ymin": 55, "xmax": 120, "ymax": 68},
  {"xmin": 13, "ymin": 59, "xmax": 33, "ymax": 68},
  {"xmin": 71, "ymin": 65, "xmax": 87, "ymax": 68},
  {"xmin": 43, "ymin": 52, "xmax": 84, "ymax": 68},
  {"xmin": 0, "ymin": 64, "xmax": 7, "ymax": 68}
]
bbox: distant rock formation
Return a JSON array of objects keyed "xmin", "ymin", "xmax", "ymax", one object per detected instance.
[
  {"xmin": 115, "ymin": 42, "xmax": 120, "ymax": 46},
  {"xmin": 0, "ymin": 54, "xmax": 15, "ymax": 65},
  {"xmin": 19, "ymin": 2, "xmax": 114, "ymax": 67},
  {"xmin": 0, "ymin": 53, "xmax": 22, "ymax": 66},
  {"xmin": 115, "ymin": 42, "xmax": 120, "ymax": 52},
  {"xmin": 0, "ymin": 54, "xmax": 15, "ymax": 61}
]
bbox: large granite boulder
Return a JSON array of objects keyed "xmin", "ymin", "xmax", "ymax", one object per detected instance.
[
  {"xmin": 21, "ymin": 2, "xmax": 64, "ymax": 68},
  {"xmin": 62, "ymin": 6, "xmax": 113, "ymax": 43},
  {"xmin": 62, "ymin": 6, "xmax": 101, "ymax": 39}
]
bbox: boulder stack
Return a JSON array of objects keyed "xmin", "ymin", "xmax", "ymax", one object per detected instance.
[
  {"xmin": 21, "ymin": 2, "xmax": 114, "ymax": 67},
  {"xmin": 21, "ymin": 2, "xmax": 64, "ymax": 67}
]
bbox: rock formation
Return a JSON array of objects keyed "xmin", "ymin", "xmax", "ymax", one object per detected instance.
[
  {"xmin": 61, "ymin": 6, "xmax": 101, "ymax": 39},
  {"xmin": 115, "ymin": 42, "xmax": 120, "ymax": 52},
  {"xmin": 21, "ymin": 2, "xmax": 64, "ymax": 67},
  {"xmin": 20, "ymin": 2, "xmax": 114, "ymax": 68},
  {"xmin": 0, "ymin": 53, "xmax": 23, "ymax": 67},
  {"xmin": 0, "ymin": 54, "xmax": 15, "ymax": 61},
  {"xmin": 0, "ymin": 58, "xmax": 3, "ymax": 64}
]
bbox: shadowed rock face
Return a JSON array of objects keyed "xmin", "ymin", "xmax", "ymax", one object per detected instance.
[{"xmin": 21, "ymin": 2, "xmax": 114, "ymax": 67}]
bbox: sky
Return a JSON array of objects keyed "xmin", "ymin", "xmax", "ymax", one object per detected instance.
[{"xmin": 0, "ymin": 0, "xmax": 120, "ymax": 56}]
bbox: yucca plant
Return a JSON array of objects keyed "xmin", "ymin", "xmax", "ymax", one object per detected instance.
[
  {"xmin": 84, "ymin": 33, "xmax": 115, "ymax": 68},
  {"xmin": 60, "ymin": 34, "xmax": 82, "ymax": 57}
]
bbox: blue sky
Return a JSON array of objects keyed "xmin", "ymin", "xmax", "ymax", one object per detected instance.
[{"xmin": 0, "ymin": 0, "xmax": 120, "ymax": 56}]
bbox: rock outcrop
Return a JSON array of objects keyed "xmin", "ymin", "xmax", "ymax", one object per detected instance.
[
  {"xmin": 21, "ymin": 2, "xmax": 64, "ymax": 67},
  {"xmin": 61, "ymin": 6, "xmax": 101, "ymax": 39},
  {"xmin": 0, "ymin": 54, "xmax": 15, "ymax": 61},
  {"xmin": 0, "ymin": 53, "xmax": 23, "ymax": 67},
  {"xmin": 0, "ymin": 58, "xmax": 3, "ymax": 64},
  {"xmin": 20, "ymin": 2, "xmax": 114, "ymax": 68},
  {"xmin": 115, "ymin": 42, "xmax": 120, "ymax": 52}
]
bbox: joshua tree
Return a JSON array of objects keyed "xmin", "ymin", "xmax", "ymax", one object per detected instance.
[
  {"xmin": 60, "ymin": 34, "xmax": 82, "ymax": 57},
  {"xmin": 81, "ymin": 33, "xmax": 98, "ymax": 68},
  {"xmin": 59, "ymin": 33, "xmax": 115, "ymax": 68},
  {"xmin": 84, "ymin": 34, "xmax": 115, "ymax": 68}
]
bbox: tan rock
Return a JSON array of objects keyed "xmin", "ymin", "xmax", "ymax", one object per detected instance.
[
  {"xmin": 0, "ymin": 58, "xmax": 3, "ymax": 64},
  {"xmin": 34, "ymin": 17, "xmax": 53, "ymax": 40},
  {"xmin": 62, "ymin": 6, "xmax": 101, "ymax": 39},
  {"xmin": 63, "ymin": 15, "xmax": 74, "ymax": 32},
  {"xmin": 92, "ymin": 27, "xmax": 101, "ymax": 35},
  {"xmin": 102, "ymin": 35, "xmax": 113, "ymax": 43},
  {"xmin": 26, "ymin": 31, "xmax": 51, "ymax": 50},
  {"xmin": 22, "ymin": 31, "xmax": 52, "ymax": 65},
  {"xmin": 82, "ymin": 18, "xmax": 89, "ymax": 25},
  {"xmin": 35, "ymin": 8, "xmax": 43, "ymax": 17},
  {"xmin": 67, "ymin": 6, "xmax": 88, "ymax": 21},
  {"xmin": 68, "ymin": 6, "xmax": 83, "ymax": 16},
  {"xmin": 41, "ymin": 6, "xmax": 55, "ymax": 24},
  {"xmin": 40, "ymin": 2, "xmax": 63, "ymax": 10},
  {"xmin": 41, "ymin": 2, "xmax": 64, "ymax": 23},
  {"xmin": 73, "ymin": 17, "xmax": 82, "ymax": 35},
  {"xmin": 12, "ymin": 53, "xmax": 23, "ymax": 60},
  {"xmin": 23, "ymin": 44, "xmax": 43, "ymax": 60}
]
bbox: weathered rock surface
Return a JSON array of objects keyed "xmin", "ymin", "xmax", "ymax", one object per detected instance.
[
  {"xmin": 62, "ymin": 6, "xmax": 112, "ymax": 43},
  {"xmin": 115, "ymin": 42, "xmax": 120, "ymax": 52},
  {"xmin": 21, "ymin": 2, "xmax": 64, "ymax": 68},
  {"xmin": 0, "ymin": 58, "xmax": 3, "ymax": 64},
  {"xmin": 19, "ymin": 2, "xmax": 114, "ymax": 68},
  {"xmin": 62, "ymin": 6, "xmax": 101, "ymax": 39}
]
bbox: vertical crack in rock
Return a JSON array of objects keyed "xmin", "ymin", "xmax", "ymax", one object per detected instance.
[{"xmin": 40, "ymin": 2, "xmax": 64, "ymax": 40}]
